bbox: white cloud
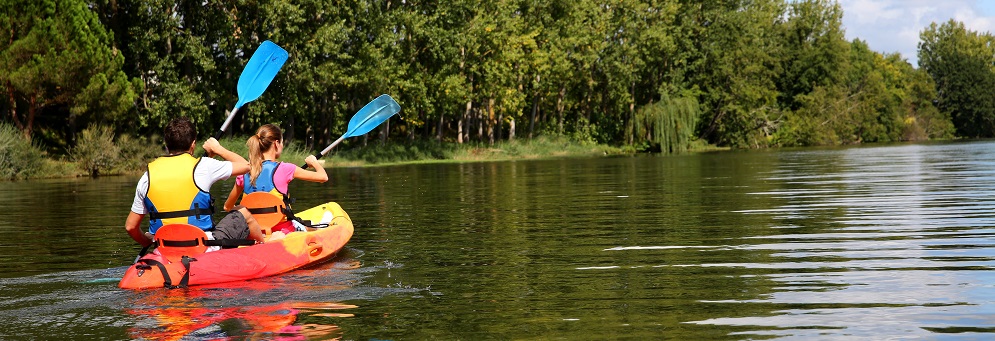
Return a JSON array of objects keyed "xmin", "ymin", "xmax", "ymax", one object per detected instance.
[{"xmin": 836, "ymin": 0, "xmax": 995, "ymax": 66}]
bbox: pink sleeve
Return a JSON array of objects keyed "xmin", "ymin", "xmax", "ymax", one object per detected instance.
[
  {"xmin": 235, "ymin": 174, "xmax": 244, "ymax": 187},
  {"xmin": 274, "ymin": 162, "xmax": 297, "ymax": 194}
]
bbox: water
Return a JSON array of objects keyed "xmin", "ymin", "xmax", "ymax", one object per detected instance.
[{"xmin": 2, "ymin": 141, "xmax": 995, "ymax": 339}]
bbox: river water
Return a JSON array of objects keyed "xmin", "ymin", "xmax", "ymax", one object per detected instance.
[{"xmin": 2, "ymin": 141, "xmax": 995, "ymax": 339}]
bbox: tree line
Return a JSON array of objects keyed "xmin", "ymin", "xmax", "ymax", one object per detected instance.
[{"xmin": 0, "ymin": 0, "xmax": 990, "ymax": 155}]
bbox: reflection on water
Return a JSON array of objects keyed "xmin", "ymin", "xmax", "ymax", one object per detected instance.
[
  {"xmin": 128, "ymin": 299, "xmax": 353, "ymax": 341},
  {"xmin": 595, "ymin": 143, "xmax": 995, "ymax": 339},
  {"xmin": 125, "ymin": 264, "xmax": 359, "ymax": 340},
  {"xmin": 4, "ymin": 141, "xmax": 995, "ymax": 339}
]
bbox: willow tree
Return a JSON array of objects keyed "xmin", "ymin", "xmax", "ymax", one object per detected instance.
[{"xmin": 633, "ymin": 95, "xmax": 699, "ymax": 153}]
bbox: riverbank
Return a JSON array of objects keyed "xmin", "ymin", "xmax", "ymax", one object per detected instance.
[{"xmin": 6, "ymin": 130, "xmax": 666, "ymax": 180}]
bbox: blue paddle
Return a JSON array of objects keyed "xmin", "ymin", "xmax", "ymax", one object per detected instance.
[
  {"xmin": 213, "ymin": 40, "xmax": 289, "ymax": 139},
  {"xmin": 303, "ymin": 94, "xmax": 401, "ymax": 168}
]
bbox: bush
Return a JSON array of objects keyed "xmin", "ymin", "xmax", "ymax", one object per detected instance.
[
  {"xmin": 116, "ymin": 133, "xmax": 163, "ymax": 174},
  {"xmin": 0, "ymin": 123, "xmax": 45, "ymax": 180},
  {"xmin": 72, "ymin": 124, "xmax": 120, "ymax": 177}
]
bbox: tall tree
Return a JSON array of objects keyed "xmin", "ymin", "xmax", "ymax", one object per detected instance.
[
  {"xmin": 0, "ymin": 0, "xmax": 139, "ymax": 139},
  {"xmin": 919, "ymin": 20, "xmax": 995, "ymax": 138}
]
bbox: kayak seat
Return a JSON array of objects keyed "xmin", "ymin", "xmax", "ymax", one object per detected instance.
[{"xmin": 154, "ymin": 223, "xmax": 209, "ymax": 262}]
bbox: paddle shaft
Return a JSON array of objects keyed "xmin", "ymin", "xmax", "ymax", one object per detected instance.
[
  {"xmin": 299, "ymin": 94, "xmax": 400, "ymax": 169},
  {"xmin": 133, "ymin": 244, "xmax": 151, "ymax": 264},
  {"xmin": 213, "ymin": 106, "xmax": 241, "ymax": 140},
  {"xmin": 302, "ymin": 135, "xmax": 346, "ymax": 168}
]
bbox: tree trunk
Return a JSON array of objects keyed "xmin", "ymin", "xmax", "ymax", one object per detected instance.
[
  {"xmin": 24, "ymin": 93, "xmax": 36, "ymax": 138},
  {"xmin": 529, "ymin": 89, "xmax": 539, "ymax": 139},
  {"xmin": 556, "ymin": 86, "xmax": 566, "ymax": 135},
  {"xmin": 627, "ymin": 81, "xmax": 635, "ymax": 145},
  {"xmin": 7, "ymin": 81, "xmax": 23, "ymax": 132},
  {"xmin": 509, "ymin": 118, "xmax": 515, "ymax": 141},
  {"xmin": 381, "ymin": 120, "xmax": 389, "ymax": 144},
  {"xmin": 496, "ymin": 112, "xmax": 503, "ymax": 141},
  {"xmin": 459, "ymin": 100, "xmax": 470, "ymax": 144},
  {"xmin": 437, "ymin": 108, "xmax": 444, "ymax": 142},
  {"xmin": 477, "ymin": 107, "xmax": 484, "ymax": 141},
  {"xmin": 487, "ymin": 97, "xmax": 495, "ymax": 145}
]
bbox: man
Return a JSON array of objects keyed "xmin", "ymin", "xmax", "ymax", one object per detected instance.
[{"xmin": 124, "ymin": 117, "xmax": 265, "ymax": 249}]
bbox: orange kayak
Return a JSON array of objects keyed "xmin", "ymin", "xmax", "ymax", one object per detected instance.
[{"xmin": 119, "ymin": 202, "xmax": 353, "ymax": 290}]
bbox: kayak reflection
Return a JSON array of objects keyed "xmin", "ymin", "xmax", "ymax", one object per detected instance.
[{"xmin": 127, "ymin": 296, "xmax": 356, "ymax": 341}]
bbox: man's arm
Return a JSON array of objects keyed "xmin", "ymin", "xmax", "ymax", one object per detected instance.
[
  {"xmin": 203, "ymin": 137, "xmax": 250, "ymax": 176},
  {"xmin": 124, "ymin": 211, "xmax": 152, "ymax": 247}
]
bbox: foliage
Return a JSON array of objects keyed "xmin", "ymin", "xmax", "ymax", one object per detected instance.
[
  {"xmin": 0, "ymin": 0, "xmax": 981, "ymax": 166},
  {"xmin": 0, "ymin": 123, "xmax": 45, "ymax": 180},
  {"xmin": 918, "ymin": 20, "xmax": 995, "ymax": 138},
  {"xmin": 72, "ymin": 124, "xmax": 119, "ymax": 177},
  {"xmin": 633, "ymin": 96, "xmax": 700, "ymax": 153},
  {"xmin": 0, "ymin": 0, "xmax": 140, "ymax": 139},
  {"xmin": 114, "ymin": 133, "xmax": 163, "ymax": 175},
  {"xmin": 330, "ymin": 135, "xmax": 619, "ymax": 164}
]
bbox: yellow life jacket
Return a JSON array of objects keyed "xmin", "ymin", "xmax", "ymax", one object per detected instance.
[{"xmin": 143, "ymin": 154, "xmax": 215, "ymax": 234}]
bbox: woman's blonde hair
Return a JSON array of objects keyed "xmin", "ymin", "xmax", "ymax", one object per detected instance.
[{"xmin": 246, "ymin": 124, "xmax": 283, "ymax": 186}]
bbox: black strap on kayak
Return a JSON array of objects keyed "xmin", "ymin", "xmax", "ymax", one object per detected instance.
[
  {"xmin": 175, "ymin": 256, "xmax": 196, "ymax": 288},
  {"xmin": 134, "ymin": 256, "xmax": 198, "ymax": 289},
  {"xmin": 135, "ymin": 259, "xmax": 176, "ymax": 288},
  {"xmin": 149, "ymin": 203, "xmax": 216, "ymax": 221}
]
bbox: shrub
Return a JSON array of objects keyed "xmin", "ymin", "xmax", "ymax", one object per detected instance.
[
  {"xmin": 72, "ymin": 124, "xmax": 120, "ymax": 177},
  {"xmin": 116, "ymin": 133, "xmax": 163, "ymax": 174},
  {"xmin": 0, "ymin": 123, "xmax": 45, "ymax": 180}
]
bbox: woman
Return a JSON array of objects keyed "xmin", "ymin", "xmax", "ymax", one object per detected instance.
[{"xmin": 224, "ymin": 124, "xmax": 328, "ymax": 237}]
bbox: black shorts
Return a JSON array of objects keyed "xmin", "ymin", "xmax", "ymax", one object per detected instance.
[{"xmin": 212, "ymin": 210, "xmax": 250, "ymax": 246}]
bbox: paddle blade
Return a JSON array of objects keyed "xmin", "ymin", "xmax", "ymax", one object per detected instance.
[
  {"xmin": 344, "ymin": 94, "xmax": 401, "ymax": 138},
  {"xmin": 234, "ymin": 40, "xmax": 289, "ymax": 109}
]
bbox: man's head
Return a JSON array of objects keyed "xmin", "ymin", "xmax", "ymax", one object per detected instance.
[{"xmin": 164, "ymin": 117, "xmax": 197, "ymax": 154}]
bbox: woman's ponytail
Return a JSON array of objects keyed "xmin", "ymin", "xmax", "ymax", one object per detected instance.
[
  {"xmin": 245, "ymin": 124, "xmax": 283, "ymax": 187},
  {"xmin": 246, "ymin": 135, "xmax": 263, "ymax": 187}
]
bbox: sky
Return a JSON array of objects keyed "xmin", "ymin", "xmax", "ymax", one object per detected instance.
[{"xmin": 837, "ymin": 0, "xmax": 995, "ymax": 66}]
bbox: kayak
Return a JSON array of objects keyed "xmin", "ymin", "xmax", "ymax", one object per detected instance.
[{"xmin": 119, "ymin": 202, "xmax": 353, "ymax": 289}]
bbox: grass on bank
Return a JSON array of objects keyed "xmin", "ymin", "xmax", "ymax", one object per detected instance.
[{"xmin": 2, "ymin": 122, "xmax": 716, "ymax": 181}]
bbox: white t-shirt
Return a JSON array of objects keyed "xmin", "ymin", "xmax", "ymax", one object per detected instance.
[{"xmin": 131, "ymin": 157, "xmax": 234, "ymax": 215}]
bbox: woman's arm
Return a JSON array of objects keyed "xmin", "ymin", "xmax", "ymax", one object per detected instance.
[
  {"xmin": 224, "ymin": 183, "xmax": 243, "ymax": 211},
  {"xmin": 293, "ymin": 155, "xmax": 328, "ymax": 183}
]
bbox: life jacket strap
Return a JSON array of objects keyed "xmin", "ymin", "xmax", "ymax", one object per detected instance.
[{"xmin": 149, "ymin": 203, "xmax": 216, "ymax": 220}]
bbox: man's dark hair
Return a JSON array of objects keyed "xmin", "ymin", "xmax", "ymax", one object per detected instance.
[{"xmin": 164, "ymin": 117, "xmax": 198, "ymax": 153}]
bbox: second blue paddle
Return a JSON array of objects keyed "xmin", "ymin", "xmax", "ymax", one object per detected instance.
[{"xmin": 303, "ymin": 94, "xmax": 401, "ymax": 168}]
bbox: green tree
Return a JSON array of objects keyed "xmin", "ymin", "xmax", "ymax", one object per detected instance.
[
  {"xmin": 0, "ymin": 0, "xmax": 139, "ymax": 139},
  {"xmin": 685, "ymin": 0, "xmax": 785, "ymax": 148},
  {"xmin": 919, "ymin": 20, "xmax": 995, "ymax": 137}
]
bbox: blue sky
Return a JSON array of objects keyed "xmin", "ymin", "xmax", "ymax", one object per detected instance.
[{"xmin": 838, "ymin": 0, "xmax": 995, "ymax": 65}]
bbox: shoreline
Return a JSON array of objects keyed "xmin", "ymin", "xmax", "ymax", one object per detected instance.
[{"xmin": 12, "ymin": 135, "xmax": 732, "ymax": 181}]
